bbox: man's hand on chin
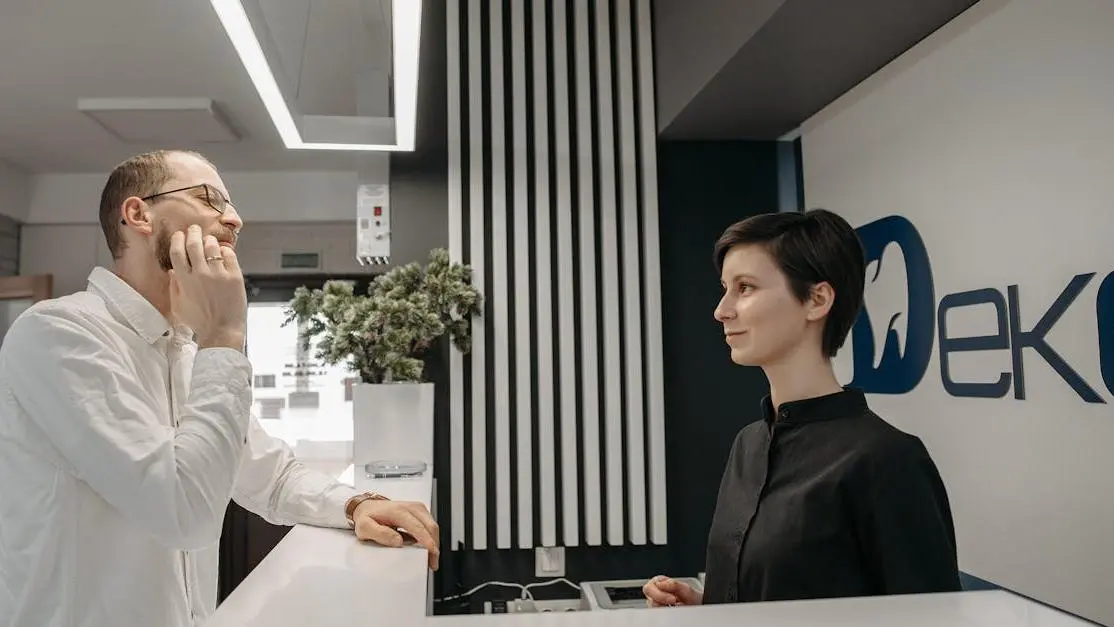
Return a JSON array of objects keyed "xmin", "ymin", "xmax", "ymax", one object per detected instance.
[{"xmin": 352, "ymin": 499, "xmax": 441, "ymax": 571}]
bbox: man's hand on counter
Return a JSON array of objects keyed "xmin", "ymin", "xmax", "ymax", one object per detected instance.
[{"xmin": 352, "ymin": 499, "xmax": 441, "ymax": 571}]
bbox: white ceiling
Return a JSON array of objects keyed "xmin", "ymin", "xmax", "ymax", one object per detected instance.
[{"xmin": 0, "ymin": 0, "xmax": 392, "ymax": 173}]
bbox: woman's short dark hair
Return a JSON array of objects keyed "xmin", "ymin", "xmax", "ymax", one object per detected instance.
[{"xmin": 714, "ymin": 209, "xmax": 866, "ymax": 358}]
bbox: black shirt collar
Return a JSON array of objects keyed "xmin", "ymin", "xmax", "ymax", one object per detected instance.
[{"xmin": 760, "ymin": 388, "xmax": 868, "ymax": 426}]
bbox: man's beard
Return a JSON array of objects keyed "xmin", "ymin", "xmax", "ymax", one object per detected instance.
[
  {"xmin": 155, "ymin": 225, "xmax": 173, "ymax": 272},
  {"xmin": 153, "ymin": 223, "xmax": 237, "ymax": 272}
]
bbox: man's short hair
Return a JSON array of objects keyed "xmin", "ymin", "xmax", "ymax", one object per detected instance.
[
  {"xmin": 98, "ymin": 150, "xmax": 212, "ymax": 259},
  {"xmin": 713, "ymin": 209, "xmax": 866, "ymax": 358}
]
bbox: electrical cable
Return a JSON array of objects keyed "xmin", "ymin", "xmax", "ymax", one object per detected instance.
[
  {"xmin": 434, "ymin": 577, "xmax": 581, "ymax": 604},
  {"xmin": 523, "ymin": 578, "xmax": 581, "ymax": 598},
  {"xmin": 433, "ymin": 581, "xmax": 527, "ymax": 603}
]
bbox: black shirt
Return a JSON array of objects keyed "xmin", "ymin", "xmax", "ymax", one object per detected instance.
[{"xmin": 702, "ymin": 388, "xmax": 961, "ymax": 604}]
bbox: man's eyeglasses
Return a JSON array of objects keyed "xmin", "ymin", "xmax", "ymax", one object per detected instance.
[{"xmin": 122, "ymin": 183, "xmax": 237, "ymax": 224}]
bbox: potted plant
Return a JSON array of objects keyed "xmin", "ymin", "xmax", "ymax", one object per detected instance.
[{"xmin": 284, "ymin": 247, "xmax": 483, "ymax": 468}]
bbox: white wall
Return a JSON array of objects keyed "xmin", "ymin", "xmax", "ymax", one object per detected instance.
[
  {"xmin": 20, "ymin": 221, "xmax": 378, "ymax": 297},
  {"xmin": 21, "ymin": 170, "xmax": 373, "ymax": 296},
  {"xmin": 801, "ymin": 0, "xmax": 1114, "ymax": 624},
  {"xmin": 27, "ymin": 170, "xmax": 365, "ymax": 224},
  {"xmin": 19, "ymin": 157, "xmax": 446, "ymax": 297}
]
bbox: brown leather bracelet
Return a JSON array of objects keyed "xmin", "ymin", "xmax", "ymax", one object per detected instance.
[{"xmin": 345, "ymin": 492, "xmax": 389, "ymax": 528}]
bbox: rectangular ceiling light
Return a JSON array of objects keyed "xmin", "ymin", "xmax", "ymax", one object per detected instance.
[{"xmin": 209, "ymin": 0, "xmax": 422, "ymax": 152}]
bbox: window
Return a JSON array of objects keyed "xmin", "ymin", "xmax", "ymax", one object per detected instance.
[
  {"xmin": 246, "ymin": 303, "xmax": 357, "ymax": 452},
  {"xmin": 242, "ymin": 275, "xmax": 374, "ymax": 473}
]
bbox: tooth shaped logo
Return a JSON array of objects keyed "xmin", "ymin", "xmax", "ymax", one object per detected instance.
[
  {"xmin": 865, "ymin": 242, "xmax": 910, "ymax": 370},
  {"xmin": 849, "ymin": 215, "xmax": 936, "ymax": 394}
]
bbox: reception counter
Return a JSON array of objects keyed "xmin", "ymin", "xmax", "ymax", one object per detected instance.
[{"xmin": 205, "ymin": 465, "xmax": 1093, "ymax": 626}]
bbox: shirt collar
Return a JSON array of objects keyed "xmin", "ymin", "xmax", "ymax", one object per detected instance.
[
  {"xmin": 761, "ymin": 387, "xmax": 868, "ymax": 426},
  {"xmin": 87, "ymin": 267, "xmax": 172, "ymax": 344}
]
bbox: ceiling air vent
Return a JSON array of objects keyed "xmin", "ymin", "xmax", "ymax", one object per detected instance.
[
  {"xmin": 77, "ymin": 97, "xmax": 240, "ymax": 143},
  {"xmin": 280, "ymin": 252, "xmax": 321, "ymax": 270}
]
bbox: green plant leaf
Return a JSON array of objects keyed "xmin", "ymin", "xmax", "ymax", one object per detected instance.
[{"xmin": 280, "ymin": 247, "xmax": 483, "ymax": 384}]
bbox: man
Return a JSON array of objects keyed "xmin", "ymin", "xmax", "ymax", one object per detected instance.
[{"xmin": 0, "ymin": 150, "xmax": 440, "ymax": 627}]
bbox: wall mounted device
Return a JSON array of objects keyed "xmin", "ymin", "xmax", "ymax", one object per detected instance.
[{"xmin": 356, "ymin": 183, "xmax": 390, "ymax": 265}]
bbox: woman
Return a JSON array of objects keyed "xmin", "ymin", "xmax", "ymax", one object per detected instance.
[{"xmin": 645, "ymin": 209, "xmax": 960, "ymax": 607}]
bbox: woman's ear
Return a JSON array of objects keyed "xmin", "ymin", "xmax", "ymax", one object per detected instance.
[{"xmin": 805, "ymin": 281, "xmax": 835, "ymax": 322}]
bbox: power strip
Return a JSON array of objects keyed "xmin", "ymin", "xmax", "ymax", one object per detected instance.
[{"xmin": 483, "ymin": 599, "xmax": 582, "ymax": 613}]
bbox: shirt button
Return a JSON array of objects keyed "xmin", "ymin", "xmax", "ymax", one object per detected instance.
[{"xmin": 778, "ymin": 408, "xmax": 789, "ymax": 419}]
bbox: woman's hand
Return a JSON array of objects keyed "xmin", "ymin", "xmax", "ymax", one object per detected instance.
[{"xmin": 643, "ymin": 575, "xmax": 703, "ymax": 607}]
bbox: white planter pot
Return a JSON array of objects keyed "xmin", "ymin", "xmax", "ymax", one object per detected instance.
[{"xmin": 352, "ymin": 382, "xmax": 435, "ymax": 468}]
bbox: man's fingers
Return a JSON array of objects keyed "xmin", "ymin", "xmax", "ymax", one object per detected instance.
[
  {"xmin": 185, "ymin": 225, "xmax": 207, "ymax": 271},
  {"xmin": 169, "ymin": 231, "xmax": 190, "ymax": 272},
  {"xmin": 405, "ymin": 503, "xmax": 440, "ymax": 544},
  {"xmin": 390, "ymin": 509, "xmax": 439, "ymax": 558},
  {"xmin": 390, "ymin": 504, "xmax": 440, "ymax": 570},
  {"xmin": 404, "ymin": 504, "xmax": 441, "ymax": 571},
  {"xmin": 356, "ymin": 516, "xmax": 404, "ymax": 547},
  {"xmin": 219, "ymin": 244, "xmax": 241, "ymax": 276},
  {"xmin": 355, "ymin": 502, "xmax": 442, "ymax": 570},
  {"xmin": 202, "ymin": 235, "xmax": 222, "ymax": 264}
]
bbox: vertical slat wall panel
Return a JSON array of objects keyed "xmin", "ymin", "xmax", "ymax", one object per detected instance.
[
  {"xmin": 447, "ymin": 0, "xmax": 666, "ymax": 549},
  {"xmin": 532, "ymin": 0, "xmax": 558, "ymax": 549},
  {"xmin": 614, "ymin": 0, "xmax": 648, "ymax": 545},
  {"xmin": 634, "ymin": 0, "xmax": 669, "ymax": 545},
  {"xmin": 593, "ymin": 0, "xmax": 626, "ymax": 547},
  {"xmin": 466, "ymin": 0, "xmax": 487, "ymax": 551},
  {"xmin": 510, "ymin": 0, "xmax": 534, "ymax": 551},
  {"xmin": 488, "ymin": 0, "xmax": 513, "ymax": 551},
  {"xmin": 572, "ymin": 0, "xmax": 601, "ymax": 547},
  {"xmin": 447, "ymin": 0, "xmax": 466, "ymax": 549}
]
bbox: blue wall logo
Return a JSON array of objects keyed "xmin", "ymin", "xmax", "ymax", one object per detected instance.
[{"xmin": 849, "ymin": 215, "xmax": 1114, "ymax": 403}]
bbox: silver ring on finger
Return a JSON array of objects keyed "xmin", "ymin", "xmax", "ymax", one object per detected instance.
[{"xmin": 205, "ymin": 255, "xmax": 223, "ymax": 262}]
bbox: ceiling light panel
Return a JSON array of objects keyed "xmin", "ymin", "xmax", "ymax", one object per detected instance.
[{"xmin": 209, "ymin": 0, "xmax": 421, "ymax": 152}]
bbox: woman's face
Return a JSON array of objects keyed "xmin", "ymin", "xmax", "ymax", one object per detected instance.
[{"xmin": 713, "ymin": 243, "xmax": 821, "ymax": 367}]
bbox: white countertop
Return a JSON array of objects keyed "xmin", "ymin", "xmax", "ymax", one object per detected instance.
[
  {"xmin": 207, "ymin": 464, "xmax": 1093, "ymax": 627},
  {"xmin": 205, "ymin": 466, "xmax": 434, "ymax": 627},
  {"xmin": 207, "ymin": 541, "xmax": 1091, "ymax": 627},
  {"xmin": 211, "ymin": 390, "xmax": 1097, "ymax": 625}
]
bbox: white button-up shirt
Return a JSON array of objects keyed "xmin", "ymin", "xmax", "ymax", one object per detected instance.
[{"xmin": 0, "ymin": 268, "xmax": 359, "ymax": 627}]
